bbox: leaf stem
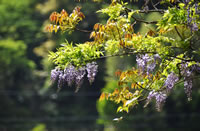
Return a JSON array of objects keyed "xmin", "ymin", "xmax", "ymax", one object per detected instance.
[{"xmin": 175, "ymin": 26, "xmax": 184, "ymax": 40}]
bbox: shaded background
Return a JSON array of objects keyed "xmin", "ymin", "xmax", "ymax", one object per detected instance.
[{"xmin": 0, "ymin": 0, "xmax": 200, "ymax": 131}]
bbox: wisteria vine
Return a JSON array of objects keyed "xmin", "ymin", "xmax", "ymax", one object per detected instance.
[{"xmin": 47, "ymin": 0, "xmax": 200, "ymax": 112}]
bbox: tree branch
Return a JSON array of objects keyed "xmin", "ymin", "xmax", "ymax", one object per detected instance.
[
  {"xmin": 174, "ymin": 26, "xmax": 184, "ymax": 40},
  {"xmin": 132, "ymin": 80, "xmax": 151, "ymax": 91},
  {"xmin": 95, "ymin": 49, "xmax": 196, "ymax": 63}
]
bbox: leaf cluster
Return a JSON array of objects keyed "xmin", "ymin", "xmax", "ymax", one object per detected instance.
[{"xmin": 45, "ymin": 7, "xmax": 85, "ymax": 33}]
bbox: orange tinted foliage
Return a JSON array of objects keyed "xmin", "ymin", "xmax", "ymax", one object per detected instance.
[
  {"xmin": 115, "ymin": 70, "xmax": 122, "ymax": 77},
  {"xmin": 49, "ymin": 12, "xmax": 58, "ymax": 22},
  {"xmin": 61, "ymin": 9, "xmax": 68, "ymax": 18}
]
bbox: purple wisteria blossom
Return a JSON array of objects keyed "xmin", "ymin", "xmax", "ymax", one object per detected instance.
[
  {"xmin": 58, "ymin": 72, "xmax": 65, "ymax": 88},
  {"xmin": 144, "ymin": 90, "xmax": 157, "ymax": 108},
  {"xmin": 136, "ymin": 54, "xmax": 161, "ymax": 75},
  {"xmin": 147, "ymin": 54, "xmax": 161, "ymax": 75},
  {"xmin": 147, "ymin": 63, "xmax": 156, "ymax": 75},
  {"xmin": 164, "ymin": 72, "xmax": 179, "ymax": 91},
  {"xmin": 51, "ymin": 68, "xmax": 62, "ymax": 82},
  {"xmin": 136, "ymin": 54, "xmax": 151, "ymax": 72},
  {"xmin": 51, "ymin": 62, "xmax": 99, "ymax": 92},
  {"xmin": 147, "ymin": 90, "xmax": 158, "ymax": 100},
  {"xmin": 86, "ymin": 62, "xmax": 98, "ymax": 84},
  {"xmin": 64, "ymin": 65, "xmax": 76, "ymax": 86},
  {"xmin": 155, "ymin": 92, "xmax": 167, "ymax": 111},
  {"xmin": 181, "ymin": 63, "xmax": 194, "ymax": 101},
  {"xmin": 184, "ymin": 80, "xmax": 193, "ymax": 101},
  {"xmin": 145, "ymin": 90, "xmax": 167, "ymax": 111},
  {"xmin": 75, "ymin": 67, "xmax": 86, "ymax": 92}
]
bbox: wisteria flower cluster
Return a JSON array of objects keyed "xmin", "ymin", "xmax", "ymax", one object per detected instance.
[
  {"xmin": 164, "ymin": 72, "xmax": 179, "ymax": 91},
  {"xmin": 51, "ymin": 62, "xmax": 98, "ymax": 92},
  {"xmin": 146, "ymin": 63, "xmax": 199, "ymax": 109},
  {"xmin": 136, "ymin": 54, "xmax": 161, "ymax": 75},
  {"xmin": 86, "ymin": 62, "xmax": 98, "ymax": 84},
  {"xmin": 181, "ymin": 63, "xmax": 194, "ymax": 101},
  {"xmin": 145, "ymin": 90, "xmax": 167, "ymax": 111},
  {"xmin": 144, "ymin": 72, "xmax": 179, "ymax": 111}
]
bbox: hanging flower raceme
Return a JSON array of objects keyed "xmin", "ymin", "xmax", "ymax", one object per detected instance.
[
  {"xmin": 136, "ymin": 54, "xmax": 151, "ymax": 73},
  {"xmin": 51, "ymin": 68, "xmax": 63, "ymax": 82},
  {"xmin": 181, "ymin": 63, "xmax": 194, "ymax": 101},
  {"xmin": 164, "ymin": 72, "xmax": 179, "ymax": 91},
  {"xmin": 86, "ymin": 62, "xmax": 98, "ymax": 84},
  {"xmin": 145, "ymin": 90, "xmax": 167, "ymax": 111},
  {"xmin": 155, "ymin": 92, "xmax": 167, "ymax": 111},
  {"xmin": 50, "ymin": 62, "xmax": 98, "ymax": 92},
  {"xmin": 58, "ymin": 72, "xmax": 65, "ymax": 88},
  {"xmin": 136, "ymin": 54, "xmax": 161, "ymax": 75},
  {"xmin": 64, "ymin": 65, "xmax": 76, "ymax": 86},
  {"xmin": 75, "ymin": 67, "xmax": 86, "ymax": 92}
]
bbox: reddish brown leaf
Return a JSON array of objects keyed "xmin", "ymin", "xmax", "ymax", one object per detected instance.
[{"xmin": 115, "ymin": 70, "xmax": 122, "ymax": 77}]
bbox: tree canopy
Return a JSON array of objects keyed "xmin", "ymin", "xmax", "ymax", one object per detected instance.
[{"xmin": 47, "ymin": 0, "xmax": 200, "ymax": 114}]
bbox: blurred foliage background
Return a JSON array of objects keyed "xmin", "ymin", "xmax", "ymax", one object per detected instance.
[{"xmin": 0, "ymin": 0, "xmax": 200, "ymax": 131}]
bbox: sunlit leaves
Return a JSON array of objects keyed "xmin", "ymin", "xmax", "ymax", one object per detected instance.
[
  {"xmin": 97, "ymin": 2, "xmax": 124, "ymax": 20},
  {"xmin": 99, "ymin": 92, "xmax": 109, "ymax": 101},
  {"xmin": 99, "ymin": 87, "xmax": 141, "ymax": 113},
  {"xmin": 46, "ymin": 7, "xmax": 85, "ymax": 33},
  {"xmin": 48, "ymin": 41, "xmax": 103, "ymax": 69},
  {"xmin": 158, "ymin": 2, "xmax": 200, "ymax": 33},
  {"xmin": 47, "ymin": 0, "xmax": 200, "ymax": 113}
]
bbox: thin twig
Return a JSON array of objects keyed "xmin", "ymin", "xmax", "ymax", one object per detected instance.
[
  {"xmin": 151, "ymin": 0, "xmax": 158, "ymax": 10},
  {"xmin": 97, "ymin": 52, "xmax": 133, "ymax": 60},
  {"xmin": 75, "ymin": 27, "xmax": 92, "ymax": 33},
  {"xmin": 175, "ymin": 76, "xmax": 200, "ymax": 86},
  {"xmin": 138, "ymin": 97, "xmax": 147, "ymax": 102},
  {"xmin": 132, "ymin": 16, "xmax": 158, "ymax": 24},
  {"xmin": 120, "ymin": 79, "xmax": 151, "ymax": 91},
  {"xmin": 154, "ymin": 1, "xmax": 161, "ymax": 7},
  {"xmin": 125, "ymin": 7, "xmax": 165, "ymax": 14},
  {"xmin": 133, "ymin": 80, "xmax": 151, "ymax": 91}
]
